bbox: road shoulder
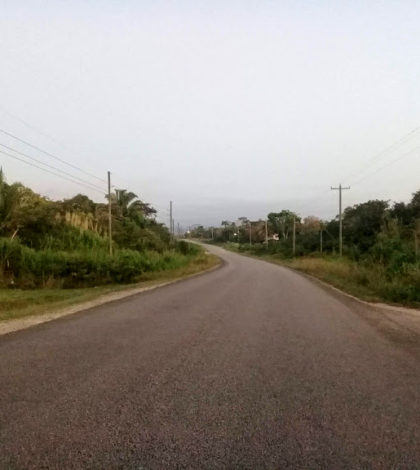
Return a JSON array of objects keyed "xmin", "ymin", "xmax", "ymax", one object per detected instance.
[{"xmin": 0, "ymin": 254, "xmax": 222, "ymax": 336}]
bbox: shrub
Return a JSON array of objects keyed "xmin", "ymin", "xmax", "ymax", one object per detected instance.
[{"xmin": 0, "ymin": 238, "xmax": 199, "ymax": 289}]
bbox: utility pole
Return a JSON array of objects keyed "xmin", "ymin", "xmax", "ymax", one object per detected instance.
[
  {"xmin": 177, "ymin": 222, "xmax": 180, "ymax": 237},
  {"xmin": 169, "ymin": 201, "xmax": 173, "ymax": 236},
  {"xmin": 331, "ymin": 184, "xmax": 350, "ymax": 256},
  {"xmin": 292, "ymin": 215, "xmax": 296, "ymax": 256},
  {"xmin": 265, "ymin": 219, "xmax": 268, "ymax": 245},
  {"xmin": 211, "ymin": 227, "xmax": 214, "ymax": 240},
  {"xmin": 107, "ymin": 171, "xmax": 112, "ymax": 256},
  {"xmin": 249, "ymin": 222, "xmax": 252, "ymax": 246},
  {"xmin": 320, "ymin": 228, "xmax": 323, "ymax": 254}
]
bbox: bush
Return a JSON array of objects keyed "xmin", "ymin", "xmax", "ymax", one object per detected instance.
[
  {"xmin": 0, "ymin": 237, "xmax": 199, "ymax": 288},
  {"xmin": 176, "ymin": 240, "xmax": 200, "ymax": 256}
]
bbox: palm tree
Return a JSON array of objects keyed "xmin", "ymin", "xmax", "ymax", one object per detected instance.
[
  {"xmin": 115, "ymin": 189, "xmax": 157, "ymax": 219},
  {"xmin": 115, "ymin": 189, "xmax": 138, "ymax": 217}
]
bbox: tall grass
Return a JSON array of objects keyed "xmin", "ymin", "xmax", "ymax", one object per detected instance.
[
  {"xmin": 274, "ymin": 254, "xmax": 420, "ymax": 305},
  {"xmin": 285, "ymin": 255, "xmax": 420, "ymax": 305},
  {"xmin": 0, "ymin": 238, "xmax": 201, "ymax": 288}
]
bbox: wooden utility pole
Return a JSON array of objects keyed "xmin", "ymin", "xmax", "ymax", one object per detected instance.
[
  {"xmin": 320, "ymin": 228, "xmax": 323, "ymax": 254},
  {"xmin": 169, "ymin": 201, "xmax": 173, "ymax": 236},
  {"xmin": 107, "ymin": 171, "xmax": 112, "ymax": 255},
  {"xmin": 331, "ymin": 184, "xmax": 350, "ymax": 256},
  {"xmin": 265, "ymin": 219, "xmax": 269, "ymax": 244},
  {"xmin": 292, "ymin": 215, "xmax": 296, "ymax": 256},
  {"xmin": 211, "ymin": 227, "xmax": 214, "ymax": 240},
  {"xmin": 249, "ymin": 222, "xmax": 252, "ymax": 246}
]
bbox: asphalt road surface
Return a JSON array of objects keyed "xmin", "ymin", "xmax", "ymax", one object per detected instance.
[{"xmin": 1, "ymin": 245, "xmax": 420, "ymax": 469}]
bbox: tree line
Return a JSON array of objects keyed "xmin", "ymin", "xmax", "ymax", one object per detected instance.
[{"xmin": 190, "ymin": 190, "xmax": 420, "ymax": 303}]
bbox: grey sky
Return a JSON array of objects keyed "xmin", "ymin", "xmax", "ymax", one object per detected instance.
[{"xmin": 1, "ymin": 0, "xmax": 419, "ymax": 227}]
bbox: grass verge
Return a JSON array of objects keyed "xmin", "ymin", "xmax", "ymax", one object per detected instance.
[{"xmin": 0, "ymin": 251, "xmax": 220, "ymax": 322}]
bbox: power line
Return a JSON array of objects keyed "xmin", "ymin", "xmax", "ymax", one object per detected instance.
[
  {"xmin": 0, "ymin": 111, "xmax": 170, "ymax": 212},
  {"xmin": 340, "ymin": 125, "xmax": 420, "ymax": 184},
  {"xmin": 0, "ymin": 128, "xmax": 106, "ymax": 183},
  {"xmin": 352, "ymin": 146, "xmax": 420, "ymax": 186},
  {"xmin": 0, "ymin": 149, "xmax": 105, "ymax": 195},
  {"xmin": 0, "ymin": 143, "xmax": 106, "ymax": 192},
  {"xmin": 0, "ymin": 106, "xmax": 62, "ymax": 145},
  {"xmin": 0, "ymin": 109, "xmax": 176, "ymax": 209},
  {"xmin": 369, "ymin": 126, "xmax": 420, "ymax": 164}
]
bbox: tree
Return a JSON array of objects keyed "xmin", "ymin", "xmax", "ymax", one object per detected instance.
[
  {"xmin": 0, "ymin": 169, "xmax": 23, "ymax": 237},
  {"xmin": 115, "ymin": 189, "xmax": 157, "ymax": 221},
  {"xmin": 251, "ymin": 220, "xmax": 266, "ymax": 243},
  {"xmin": 301, "ymin": 216, "xmax": 321, "ymax": 234},
  {"xmin": 343, "ymin": 200, "xmax": 389, "ymax": 252},
  {"xmin": 390, "ymin": 201, "xmax": 412, "ymax": 227},
  {"xmin": 62, "ymin": 194, "xmax": 96, "ymax": 214},
  {"xmin": 115, "ymin": 189, "xmax": 139, "ymax": 217},
  {"xmin": 410, "ymin": 190, "xmax": 420, "ymax": 219},
  {"xmin": 220, "ymin": 220, "xmax": 236, "ymax": 241},
  {"xmin": 267, "ymin": 210, "xmax": 300, "ymax": 239}
]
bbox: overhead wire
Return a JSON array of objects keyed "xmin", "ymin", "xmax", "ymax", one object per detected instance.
[
  {"xmin": 0, "ymin": 143, "xmax": 106, "ymax": 192},
  {"xmin": 0, "ymin": 109, "xmax": 181, "ymax": 222},
  {"xmin": 0, "ymin": 109, "xmax": 170, "ymax": 217},
  {"xmin": 339, "ymin": 125, "xmax": 420, "ymax": 185},
  {"xmin": 351, "ymin": 146, "xmax": 420, "ymax": 186},
  {"xmin": 0, "ymin": 128, "xmax": 107, "ymax": 183},
  {"xmin": 0, "ymin": 106, "xmax": 62, "ymax": 145},
  {"xmin": 368, "ymin": 126, "xmax": 420, "ymax": 164},
  {"xmin": 0, "ymin": 149, "xmax": 106, "ymax": 195},
  {"xmin": 287, "ymin": 128, "xmax": 420, "ymax": 220}
]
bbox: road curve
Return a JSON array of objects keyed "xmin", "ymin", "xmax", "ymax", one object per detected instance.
[{"xmin": 1, "ymin": 245, "xmax": 420, "ymax": 469}]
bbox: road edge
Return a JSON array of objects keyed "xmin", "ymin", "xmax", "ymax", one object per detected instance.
[
  {"xmin": 0, "ymin": 257, "xmax": 223, "ymax": 337},
  {"xmin": 224, "ymin": 247, "xmax": 420, "ymax": 318}
]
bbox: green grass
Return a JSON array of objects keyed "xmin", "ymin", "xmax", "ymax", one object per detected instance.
[
  {"xmin": 280, "ymin": 256, "xmax": 420, "ymax": 307},
  {"xmin": 0, "ymin": 252, "xmax": 220, "ymax": 322},
  {"xmin": 276, "ymin": 256, "xmax": 385, "ymax": 302},
  {"xmin": 0, "ymin": 237, "xmax": 206, "ymax": 288}
]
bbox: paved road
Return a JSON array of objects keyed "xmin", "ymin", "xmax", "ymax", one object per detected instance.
[{"xmin": 1, "ymin": 245, "xmax": 420, "ymax": 469}]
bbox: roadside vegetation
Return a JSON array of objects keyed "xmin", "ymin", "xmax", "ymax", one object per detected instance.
[
  {"xmin": 191, "ymin": 192, "xmax": 420, "ymax": 307},
  {"xmin": 0, "ymin": 169, "xmax": 217, "ymax": 320}
]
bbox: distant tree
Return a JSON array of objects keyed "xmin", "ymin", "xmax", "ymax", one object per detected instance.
[
  {"xmin": 251, "ymin": 220, "xmax": 266, "ymax": 243},
  {"xmin": 0, "ymin": 169, "xmax": 19, "ymax": 235},
  {"xmin": 301, "ymin": 216, "xmax": 321, "ymax": 234},
  {"xmin": 62, "ymin": 194, "xmax": 96, "ymax": 214},
  {"xmin": 410, "ymin": 190, "xmax": 420, "ymax": 218},
  {"xmin": 267, "ymin": 210, "xmax": 300, "ymax": 239},
  {"xmin": 343, "ymin": 200, "xmax": 389, "ymax": 251},
  {"xmin": 115, "ymin": 189, "xmax": 139, "ymax": 217},
  {"xmin": 390, "ymin": 201, "xmax": 412, "ymax": 226},
  {"xmin": 220, "ymin": 220, "xmax": 236, "ymax": 241}
]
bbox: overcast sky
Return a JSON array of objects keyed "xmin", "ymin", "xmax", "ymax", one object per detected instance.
[{"xmin": 0, "ymin": 0, "xmax": 419, "ymax": 227}]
